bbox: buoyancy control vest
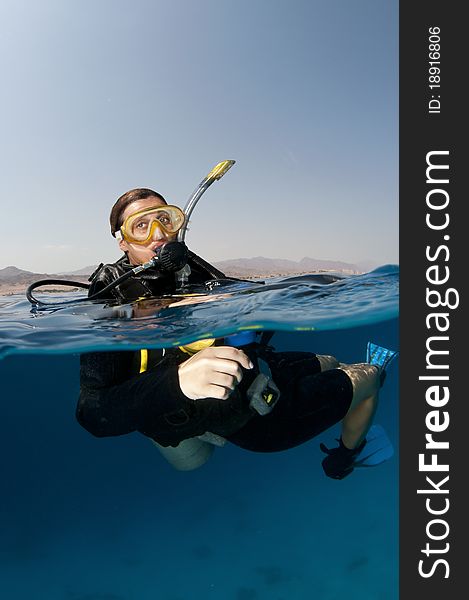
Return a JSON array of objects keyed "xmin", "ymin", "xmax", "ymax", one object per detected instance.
[{"xmin": 88, "ymin": 250, "xmax": 228, "ymax": 300}]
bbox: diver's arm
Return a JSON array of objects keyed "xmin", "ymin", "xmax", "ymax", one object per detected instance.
[
  {"xmin": 76, "ymin": 351, "xmax": 207, "ymax": 443},
  {"xmin": 76, "ymin": 350, "xmax": 254, "ymax": 447}
]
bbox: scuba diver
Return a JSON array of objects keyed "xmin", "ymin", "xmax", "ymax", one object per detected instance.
[{"xmin": 75, "ymin": 163, "xmax": 398, "ymax": 479}]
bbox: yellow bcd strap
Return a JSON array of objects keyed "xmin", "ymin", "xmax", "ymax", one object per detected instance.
[
  {"xmin": 179, "ymin": 338, "xmax": 216, "ymax": 355},
  {"xmin": 139, "ymin": 338, "xmax": 216, "ymax": 373},
  {"xmin": 139, "ymin": 349, "xmax": 149, "ymax": 373}
]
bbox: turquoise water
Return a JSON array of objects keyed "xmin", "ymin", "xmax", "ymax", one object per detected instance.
[{"xmin": 0, "ymin": 266, "xmax": 399, "ymax": 599}]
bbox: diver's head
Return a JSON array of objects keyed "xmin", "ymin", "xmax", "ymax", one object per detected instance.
[
  {"xmin": 110, "ymin": 188, "xmax": 167, "ymax": 238},
  {"xmin": 110, "ymin": 189, "xmax": 185, "ymax": 266}
]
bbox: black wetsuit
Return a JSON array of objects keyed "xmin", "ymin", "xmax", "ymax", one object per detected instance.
[{"xmin": 76, "ymin": 252, "xmax": 353, "ymax": 451}]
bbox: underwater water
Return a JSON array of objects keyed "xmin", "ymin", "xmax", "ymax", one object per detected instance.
[{"xmin": 0, "ymin": 266, "xmax": 399, "ymax": 600}]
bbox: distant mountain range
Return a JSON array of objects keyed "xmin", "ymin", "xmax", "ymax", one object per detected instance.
[
  {"xmin": 59, "ymin": 265, "xmax": 99, "ymax": 276},
  {"xmin": 0, "ymin": 256, "xmax": 377, "ymax": 295},
  {"xmin": 0, "ymin": 265, "xmax": 92, "ymax": 283},
  {"xmin": 212, "ymin": 256, "xmax": 374, "ymax": 277},
  {"xmin": 0, "ymin": 266, "xmax": 91, "ymax": 295}
]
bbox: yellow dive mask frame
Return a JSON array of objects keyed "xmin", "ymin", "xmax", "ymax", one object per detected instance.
[{"xmin": 117, "ymin": 205, "xmax": 185, "ymax": 244}]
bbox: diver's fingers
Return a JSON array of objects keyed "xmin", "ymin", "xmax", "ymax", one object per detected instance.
[
  {"xmin": 178, "ymin": 376, "xmax": 232, "ymax": 401},
  {"xmin": 208, "ymin": 346, "xmax": 254, "ymax": 370},
  {"xmin": 209, "ymin": 371, "xmax": 239, "ymax": 390},
  {"xmin": 178, "ymin": 346, "xmax": 253, "ymax": 400},
  {"xmin": 211, "ymin": 358, "xmax": 244, "ymax": 384},
  {"xmin": 205, "ymin": 383, "xmax": 232, "ymax": 400}
]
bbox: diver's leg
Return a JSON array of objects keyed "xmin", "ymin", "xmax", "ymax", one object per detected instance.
[
  {"xmin": 319, "ymin": 363, "xmax": 380, "ymax": 479},
  {"xmin": 338, "ymin": 363, "xmax": 380, "ymax": 449},
  {"xmin": 316, "ymin": 355, "xmax": 340, "ymax": 371}
]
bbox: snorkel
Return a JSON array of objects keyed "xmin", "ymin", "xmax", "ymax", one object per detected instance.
[
  {"xmin": 175, "ymin": 159, "xmax": 236, "ymax": 287},
  {"xmin": 26, "ymin": 160, "xmax": 236, "ymax": 305},
  {"xmin": 178, "ymin": 160, "xmax": 235, "ymax": 244}
]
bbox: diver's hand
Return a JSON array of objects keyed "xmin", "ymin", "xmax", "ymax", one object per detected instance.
[{"xmin": 178, "ymin": 346, "xmax": 254, "ymax": 400}]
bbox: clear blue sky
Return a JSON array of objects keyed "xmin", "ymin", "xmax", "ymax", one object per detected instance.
[{"xmin": 0, "ymin": 0, "xmax": 398, "ymax": 273}]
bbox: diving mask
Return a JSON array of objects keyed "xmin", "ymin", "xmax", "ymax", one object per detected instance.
[{"xmin": 117, "ymin": 205, "xmax": 185, "ymax": 244}]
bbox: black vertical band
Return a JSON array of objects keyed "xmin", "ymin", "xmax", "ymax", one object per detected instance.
[{"xmin": 400, "ymin": 2, "xmax": 466, "ymax": 597}]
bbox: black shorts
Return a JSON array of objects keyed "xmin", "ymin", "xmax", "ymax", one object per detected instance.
[{"xmin": 227, "ymin": 351, "xmax": 354, "ymax": 452}]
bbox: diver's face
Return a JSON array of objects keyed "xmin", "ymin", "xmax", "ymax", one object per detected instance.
[{"xmin": 118, "ymin": 197, "xmax": 177, "ymax": 265}]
